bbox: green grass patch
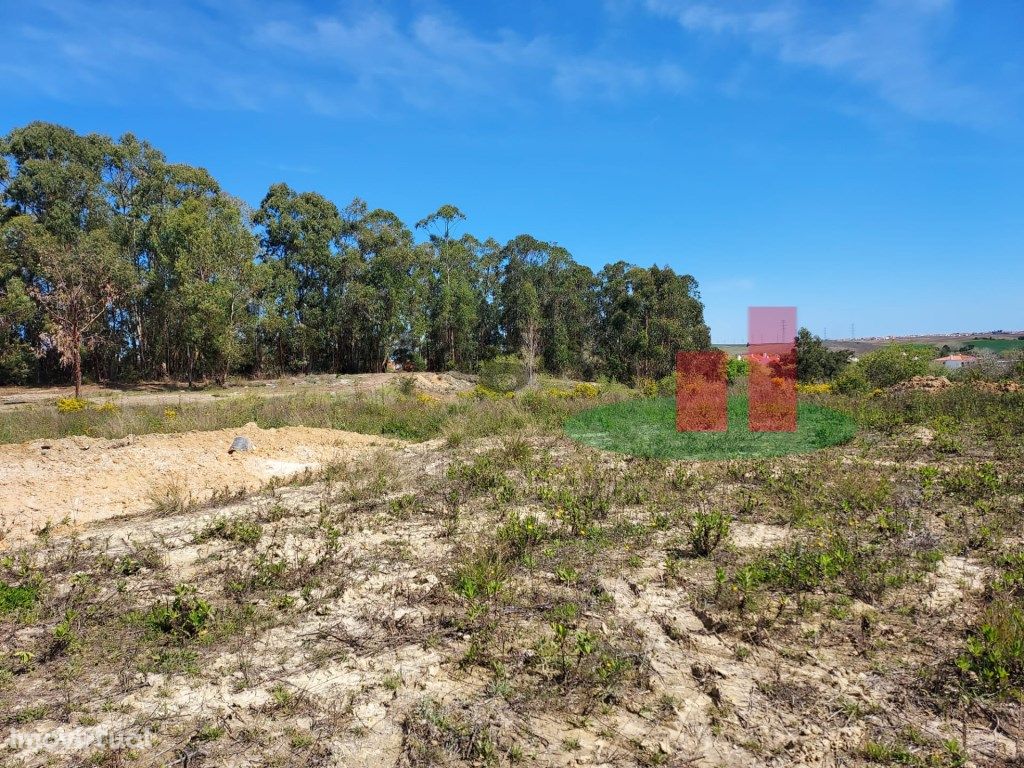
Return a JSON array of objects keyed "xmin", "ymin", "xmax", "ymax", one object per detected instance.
[
  {"xmin": 565, "ymin": 395, "xmax": 855, "ymax": 460},
  {"xmin": 962, "ymin": 337, "xmax": 1024, "ymax": 354},
  {"xmin": 0, "ymin": 583, "xmax": 38, "ymax": 614}
]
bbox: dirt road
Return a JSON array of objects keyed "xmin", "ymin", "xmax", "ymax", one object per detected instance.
[{"xmin": 0, "ymin": 372, "xmax": 474, "ymax": 413}]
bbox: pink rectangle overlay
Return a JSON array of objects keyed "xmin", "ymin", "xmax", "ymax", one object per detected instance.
[{"xmin": 747, "ymin": 306, "xmax": 797, "ymax": 432}]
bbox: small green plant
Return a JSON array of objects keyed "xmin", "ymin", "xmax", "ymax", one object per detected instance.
[
  {"xmin": 955, "ymin": 598, "xmax": 1024, "ymax": 697},
  {"xmin": 496, "ymin": 511, "xmax": 547, "ymax": 558},
  {"xmin": 195, "ymin": 516, "xmax": 263, "ymax": 546},
  {"xmin": 555, "ymin": 566, "xmax": 579, "ymax": 584},
  {"xmin": 687, "ymin": 507, "xmax": 730, "ymax": 556},
  {"xmin": 146, "ymin": 584, "xmax": 213, "ymax": 639},
  {"xmin": 396, "ymin": 375, "xmax": 417, "ymax": 396},
  {"xmin": 0, "ymin": 582, "xmax": 38, "ymax": 614}
]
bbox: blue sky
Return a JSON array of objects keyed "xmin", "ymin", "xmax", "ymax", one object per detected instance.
[{"xmin": 2, "ymin": 0, "xmax": 1022, "ymax": 342}]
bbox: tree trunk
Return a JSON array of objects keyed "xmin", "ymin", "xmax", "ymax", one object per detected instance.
[{"xmin": 73, "ymin": 328, "xmax": 83, "ymax": 399}]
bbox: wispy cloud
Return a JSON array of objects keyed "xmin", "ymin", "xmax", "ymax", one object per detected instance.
[
  {"xmin": 0, "ymin": 1, "xmax": 690, "ymax": 117},
  {"xmin": 643, "ymin": 0, "xmax": 1007, "ymax": 128}
]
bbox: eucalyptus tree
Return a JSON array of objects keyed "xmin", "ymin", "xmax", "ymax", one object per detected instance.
[
  {"xmin": 152, "ymin": 195, "xmax": 257, "ymax": 385},
  {"xmin": 596, "ymin": 262, "xmax": 709, "ymax": 382},
  {"xmin": 416, "ymin": 205, "xmax": 479, "ymax": 370},
  {"xmin": 253, "ymin": 183, "xmax": 345, "ymax": 372},
  {"xmin": 0, "ymin": 121, "xmax": 713, "ymax": 387},
  {"xmin": 10, "ymin": 220, "xmax": 129, "ymax": 397}
]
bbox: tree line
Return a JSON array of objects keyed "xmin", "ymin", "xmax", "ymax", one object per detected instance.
[{"xmin": 0, "ymin": 122, "xmax": 710, "ymax": 393}]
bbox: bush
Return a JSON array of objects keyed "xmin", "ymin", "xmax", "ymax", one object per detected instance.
[
  {"xmin": 726, "ymin": 358, "xmax": 749, "ymax": 384},
  {"xmin": 956, "ymin": 599, "xmax": 1024, "ymax": 697},
  {"xmin": 636, "ymin": 377, "xmax": 658, "ymax": 398},
  {"xmin": 478, "ymin": 356, "xmax": 528, "ymax": 393},
  {"xmin": 56, "ymin": 397, "xmax": 88, "ymax": 413},
  {"xmin": 687, "ymin": 507, "xmax": 730, "ymax": 556},
  {"xmin": 796, "ymin": 382, "xmax": 832, "ymax": 395},
  {"xmin": 859, "ymin": 344, "xmax": 933, "ymax": 388},
  {"xmin": 833, "ymin": 365, "xmax": 871, "ymax": 394}
]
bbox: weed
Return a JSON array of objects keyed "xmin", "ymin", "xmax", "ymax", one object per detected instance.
[
  {"xmin": 956, "ymin": 598, "xmax": 1024, "ymax": 697},
  {"xmin": 687, "ymin": 506, "xmax": 730, "ymax": 557},
  {"xmin": 146, "ymin": 584, "xmax": 213, "ymax": 639}
]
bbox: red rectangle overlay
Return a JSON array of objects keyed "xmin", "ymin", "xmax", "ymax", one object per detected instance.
[
  {"xmin": 676, "ymin": 350, "xmax": 727, "ymax": 432},
  {"xmin": 747, "ymin": 306, "xmax": 797, "ymax": 432}
]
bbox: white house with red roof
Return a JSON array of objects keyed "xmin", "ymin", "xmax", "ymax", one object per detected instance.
[{"xmin": 935, "ymin": 354, "xmax": 979, "ymax": 370}]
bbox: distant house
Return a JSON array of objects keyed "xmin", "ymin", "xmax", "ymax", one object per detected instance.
[{"xmin": 935, "ymin": 354, "xmax": 978, "ymax": 370}]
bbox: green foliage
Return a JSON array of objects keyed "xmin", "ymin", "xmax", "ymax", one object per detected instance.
[
  {"xmin": 956, "ymin": 599, "xmax": 1024, "ymax": 697},
  {"xmin": 146, "ymin": 584, "xmax": 213, "ymax": 639},
  {"xmin": 833, "ymin": 364, "xmax": 871, "ymax": 394},
  {"xmin": 566, "ymin": 396, "xmax": 855, "ymax": 460},
  {"xmin": 596, "ymin": 262, "xmax": 710, "ymax": 383},
  {"xmin": 795, "ymin": 328, "xmax": 852, "ymax": 382},
  {"xmin": 726, "ymin": 357, "xmax": 749, "ymax": 383},
  {"xmin": 478, "ymin": 355, "xmax": 528, "ymax": 392},
  {"xmin": 195, "ymin": 517, "xmax": 263, "ymax": 546},
  {"xmin": 1, "ymin": 122, "xmax": 710, "ymax": 386},
  {"xmin": 687, "ymin": 507, "xmax": 730, "ymax": 556},
  {"xmin": 858, "ymin": 344, "xmax": 934, "ymax": 388},
  {"xmin": 0, "ymin": 582, "xmax": 38, "ymax": 614}
]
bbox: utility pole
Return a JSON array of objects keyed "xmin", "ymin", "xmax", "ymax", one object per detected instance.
[{"xmin": 850, "ymin": 323, "xmax": 855, "ymax": 340}]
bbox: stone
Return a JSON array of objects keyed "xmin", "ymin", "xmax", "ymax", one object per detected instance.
[{"xmin": 228, "ymin": 436, "xmax": 253, "ymax": 454}]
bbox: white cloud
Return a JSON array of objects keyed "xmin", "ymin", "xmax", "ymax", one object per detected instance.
[
  {"xmin": 0, "ymin": 1, "xmax": 690, "ymax": 116},
  {"xmin": 643, "ymin": 0, "xmax": 1003, "ymax": 127}
]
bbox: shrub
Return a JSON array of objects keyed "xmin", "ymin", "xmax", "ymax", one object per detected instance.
[
  {"xmin": 833, "ymin": 365, "xmax": 871, "ymax": 394},
  {"xmin": 859, "ymin": 344, "xmax": 933, "ymax": 388},
  {"xmin": 797, "ymin": 382, "xmax": 832, "ymax": 395},
  {"xmin": 146, "ymin": 584, "xmax": 213, "ymax": 639},
  {"xmin": 56, "ymin": 397, "xmax": 88, "ymax": 413},
  {"xmin": 636, "ymin": 377, "xmax": 658, "ymax": 398},
  {"xmin": 396, "ymin": 375, "xmax": 417, "ymax": 396},
  {"xmin": 478, "ymin": 355, "xmax": 528, "ymax": 393},
  {"xmin": 956, "ymin": 599, "xmax": 1024, "ymax": 697},
  {"xmin": 726, "ymin": 357, "xmax": 749, "ymax": 384},
  {"xmin": 656, "ymin": 374, "xmax": 675, "ymax": 397},
  {"xmin": 687, "ymin": 507, "xmax": 730, "ymax": 556},
  {"xmin": 463, "ymin": 384, "xmax": 514, "ymax": 401}
]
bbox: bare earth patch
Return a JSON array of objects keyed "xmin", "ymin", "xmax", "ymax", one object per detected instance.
[{"xmin": 0, "ymin": 423, "xmax": 399, "ymax": 548}]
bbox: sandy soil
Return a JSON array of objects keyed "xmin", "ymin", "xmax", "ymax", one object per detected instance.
[
  {"xmin": 0, "ymin": 423, "xmax": 399, "ymax": 548},
  {"xmin": 0, "ymin": 372, "xmax": 474, "ymax": 413}
]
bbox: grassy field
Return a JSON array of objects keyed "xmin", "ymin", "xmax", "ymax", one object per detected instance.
[
  {"xmin": 964, "ymin": 337, "xmax": 1024, "ymax": 353},
  {"xmin": 565, "ymin": 395, "xmax": 856, "ymax": 459}
]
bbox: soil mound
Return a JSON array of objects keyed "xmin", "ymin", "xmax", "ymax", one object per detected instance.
[
  {"xmin": 888, "ymin": 375, "xmax": 952, "ymax": 393},
  {"xmin": 0, "ymin": 423, "xmax": 398, "ymax": 548}
]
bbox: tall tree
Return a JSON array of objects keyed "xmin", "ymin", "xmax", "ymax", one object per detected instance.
[
  {"xmin": 22, "ymin": 225, "xmax": 126, "ymax": 397},
  {"xmin": 253, "ymin": 183, "xmax": 344, "ymax": 373}
]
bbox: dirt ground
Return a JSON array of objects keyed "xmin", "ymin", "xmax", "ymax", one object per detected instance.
[
  {"xmin": 0, "ymin": 372, "xmax": 475, "ymax": 413},
  {"xmin": 0, "ymin": 423, "xmax": 399, "ymax": 548},
  {"xmin": 1, "ymin": 432, "xmax": 1017, "ymax": 767}
]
